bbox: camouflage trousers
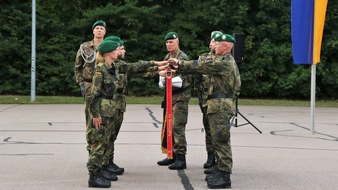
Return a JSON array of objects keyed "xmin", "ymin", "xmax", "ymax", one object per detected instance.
[
  {"xmin": 172, "ymin": 100, "xmax": 188, "ymax": 155},
  {"xmin": 85, "ymin": 99, "xmax": 93, "ymax": 152},
  {"xmin": 208, "ymin": 111, "xmax": 232, "ymax": 173},
  {"xmin": 84, "ymin": 82, "xmax": 93, "ymax": 152},
  {"xmin": 201, "ymin": 106, "xmax": 213, "ymax": 153},
  {"xmin": 87, "ymin": 116, "xmax": 115, "ymax": 174},
  {"xmin": 105, "ymin": 110, "xmax": 124, "ymax": 163}
]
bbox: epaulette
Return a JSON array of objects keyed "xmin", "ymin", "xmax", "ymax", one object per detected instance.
[{"xmin": 81, "ymin": 41, "xmax": 93, "ymax": 48}]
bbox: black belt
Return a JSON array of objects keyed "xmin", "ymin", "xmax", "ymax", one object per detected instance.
[
  {"xmin": 101, "ymin": 94, "xmax": 113, "ymax": 99},
  {"xmin": 116, "ymin": 89, "xmax": 124, "ymax": 94},
  {"xmin": 84, "ymin": 78, "xmax": 92, "ymax": 83},
  {"xmin": 172, "ymin": 88, "xmax": 186, "ymax": 95},
  {"xmin": 207, "ymin": 93, "xmax": 233, "ymax": 99}
]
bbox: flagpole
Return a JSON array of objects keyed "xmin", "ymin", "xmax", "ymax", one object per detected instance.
[
  {"xmin": 310, "ymin": 64, "xmax": 316, "ymax": 134},
  {"xmin": 31, "ymin": 0, "xmax": 36, "ymax": 102}
]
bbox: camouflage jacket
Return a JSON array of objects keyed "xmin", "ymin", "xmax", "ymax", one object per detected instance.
[
  {"xmin": 112, "ymin": 59, "xmax": 157, "ymax": 112},
  {"xmin": 194, "ymin": 51, "xmax": 216, "ymax": 107},
  {"xmin": 90, "ymin": 61, "xmax": 118, "ymax": 118},
  {"xmin": 178, "ymin": 52, "xmax": 241, "ymax": 114},
  {"xmin": 74, "ymin": 40, "xmax": 97, "ymax": 84},
  {"xmin": 164, "ymin": 50, "xmax": 191, "ymax": 102}
]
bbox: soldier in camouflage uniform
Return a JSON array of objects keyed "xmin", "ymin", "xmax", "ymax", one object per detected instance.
[
  {"xmin": 157, "ymin": 32, "xmax": 192, "ymax": 170},
  {"xmin": 98, "ymin": 36, "xmax": 126, "ymax": 176},
  {"xmin": 194, "ymin": 31, "xmax": 222, "ymax": 169},
  {"xmin": 100, "ymin": 36, "xmax": 164, "ymax": 176},
  {"xmin": 74, "ymin": 20, "xmax": 106, "ymax": 152},
  {"xmin": 168, "ymin": 33, "xmax": 241, "ymax": 189},
  {"xmin": 87, "ymin": 40, "xmax": 120, "ymax": 188}
]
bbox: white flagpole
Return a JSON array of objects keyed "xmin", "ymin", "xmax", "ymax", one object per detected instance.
[
  {"xmin": 31, "ymin": 0, "xmax": 36, "ymax": 102},
  {"xmin": 310, "ymin": 64, "xmax": 316, "ymax": 134}
]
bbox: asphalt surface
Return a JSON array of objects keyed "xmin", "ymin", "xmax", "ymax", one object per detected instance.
[{"xmin": 0, "ymin": 104, "xmax": 337, "ymax": 190}]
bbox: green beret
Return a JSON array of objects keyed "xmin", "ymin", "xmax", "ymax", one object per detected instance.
[
  {"xmin": 211, "ymin": 31, "xmax": 223, "ymax": 39},
  {"xmin": 214, "ymin": 33, "xmax": 236, "ymax": 43},
  {"xmin": 98, "ymin": 40, "xmax": 119, "ymax": 53},
  {"xmin": 92, "ymin": 20, "xmax": 106, "ymax": 30},
  {"xmin": 164, "ymin": 32, "xmax": 179, "ymax": 41},
  {"xmin": 105, "ymin": 36, "xmax": 124, "ymax": 46}
]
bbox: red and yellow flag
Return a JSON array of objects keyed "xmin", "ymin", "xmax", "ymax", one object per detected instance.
[{"xmin": 160, "ymin": 68, "xmax": 173, "ymax": 159}]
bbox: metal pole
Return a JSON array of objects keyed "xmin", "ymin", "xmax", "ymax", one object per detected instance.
[
  {"xmin": 31, "ymin": 0, "xmax": 36, "ymax": 102},
  {"xmin": 310, "ymin": 64, "xmax": 316, "ymax": 134}
]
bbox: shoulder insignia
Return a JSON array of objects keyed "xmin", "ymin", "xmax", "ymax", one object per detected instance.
[{"xmin": 95, "ymin": 71, "xmax": 102, "ymax": 75}]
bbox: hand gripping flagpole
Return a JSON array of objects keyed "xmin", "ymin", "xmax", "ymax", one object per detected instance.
[{"xmin": 165, "ymin": 67, "xmax": 173, "ymax": 159}]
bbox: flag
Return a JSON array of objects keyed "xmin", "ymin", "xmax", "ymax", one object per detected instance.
[
  {"xmin": 160, "ymin": 68, "xmax": 173, "ymax": 159},
  {"xmin": 291, "ymin": 0, "xmax": 328, "ymax": 64}
]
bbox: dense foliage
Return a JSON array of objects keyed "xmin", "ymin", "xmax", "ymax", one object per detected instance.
[{"xmin": 1, "ymin": 0, "xmax": 337, "ymax": 99}]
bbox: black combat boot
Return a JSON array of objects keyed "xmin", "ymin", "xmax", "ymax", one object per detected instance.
[
  {"xmin": 168, "ymin": 154, "xmax": 186, "ymax": 170},
  {"xmin": 205, "ymin": 169, "xmax": 221, "ymax": 181},
  {"xmin": 203, "ymin": 152, "xmax": 216, "ymax": 168},
  {"xmin": 157, "ymin": 154, "xmax": 175, "ymax": 166},
  {"xmin": 207, "ymin": 170, "xmax": 231, "ymax": 189},
  {"xmin": 88, "ymin": 173, "xmax": 111, "ymax": 188},
  {"xmin": 97, "ymin": 168, "xmax": 118, "ymax": 181},
  {"xmin": 204, "ymin": 165, "xmax": 217, "ymax": 174},
  {"xmin": 106, "ymin": 161, "xmax": 124, "ymax": 175}
]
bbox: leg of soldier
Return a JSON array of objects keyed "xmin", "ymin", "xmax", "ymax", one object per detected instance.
[
  {"xmin": 85, "ymin": 99, "xmax": 93, "ymax": 153},
  {"xmin": 206, "ymin": 111, "xmax": 232, "ymax": 188},
  {"xmin": 114, "ymin": 111, "xmax": 124, "ymax": 141},
  {"xmin": 202, "ymin": 106, "xmax": 216, "ymax": 169},
  {"xmin": 168, "ymin": 100, "xmax": 188, "ymax": 170},
  {"xmin": 84, "ymin": 82, "xmax": 93, "ymax": 153},
  {"xmin": 87, "ymin": 116, "xmax": 116, "ymax": 188},
  {"xmin": 105, "ymin": 111, "xmax": 124, "ymax": 175}
]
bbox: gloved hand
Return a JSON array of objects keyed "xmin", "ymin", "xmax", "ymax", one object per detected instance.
[
  {"xmin": 158, "ymin": 76, "xmax": 165, "ymax": 89},
  {"xmin": 80, "ymin": 83, "xmax": 85, "ymax": 99}
]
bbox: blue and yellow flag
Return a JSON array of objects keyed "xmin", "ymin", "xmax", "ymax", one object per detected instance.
[{"xmin": 291, "ymin": 0, "xmax": 328, "ymax": 64}]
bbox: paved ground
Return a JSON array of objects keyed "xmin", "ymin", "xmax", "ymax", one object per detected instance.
[{"xmin": 0, "ymin": 104, "xmax": 337, "ymax": 190}]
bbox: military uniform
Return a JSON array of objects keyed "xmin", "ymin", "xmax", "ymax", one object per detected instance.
[
  {"xmin": 177, "ymin": 36, "xmax": 241, "ymax": 187},
  {"xmin": 86, "ymin": 36, "xmax": 121, "ymax": 188},
  {"xmin": 194, "ymin": 31, "xmax": 224, "ymax": 169},
  {"xmin": 103, "ymin": 59, "xmax": 157, "ymax": 171},
  {"xmin": 164, "ymin": 50, "xmax": 191, "ymax": 155},
  {"xmin": 157, "ymin": 49, "xmax": 191, "ymax": 170},
  {"xmin": 179, "ymin": 53, "xmax": 239, "ymax": 170},
  {"xmin": 74, "ymin": 40, "xmax": 97, "ymax": 152},
  {"xmin": 87, "ymin": 60, "xmax": 119, "ymax": 188},
  {"xmin": 194, "ymin": 51, "xmax": 217, "ymax": 168},
  {"xmin": 156, "ymin": 32, "xmax": 191, "ymax": 169}
]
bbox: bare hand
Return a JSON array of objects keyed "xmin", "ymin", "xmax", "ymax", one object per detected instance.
[
  {"xmin": 153, "ymin": 60, "xmax": 169, "ymax": 66},
  {"xmin": 158, "ymin": 65, "xmax": 167, "ymax": 70},
  {"xmin": 93, "ymin": 117, "xmax": 102, "ymax": 129},
  {"xmin": 159, "ymin": 68, "xmax": 177, "ymax": 77},
  {"xmin": 168, "ymin": 58, "xmax": 179, "ymax": 65},
  {"xmin": 159, "ymin": 70, "xmax": 166, "ymax": 77}
]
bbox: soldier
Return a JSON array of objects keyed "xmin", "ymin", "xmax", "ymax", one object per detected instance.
[
  {"xmin": 74, "ymin": 20, "xmax": 106, "ymax": 152},
  {"xmin": 87, "ymin": 40, "xmax": 120, "ymax": 188},
  {"xmin": 157, "ymin": 32, "xmax": 192, "ymax": 170},
  {"xmin": 99, "ymin": 36, "xmax": 126, "ymax": 176},
  {"xmin": 95, "ymin": 36, "xmax": 166, "ymax": 178},
  {"xmin": 194, "ymin": 31, "xmax": 223, "ymax": 169},
  {"xmin": 168, "ymin": 33, "xmax": 241, "ymax": 189}
]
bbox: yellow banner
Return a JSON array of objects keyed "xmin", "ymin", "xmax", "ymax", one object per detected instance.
[{"xmin": 313, "ymin": 0, "xmax": 328, "ymax": 64}]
